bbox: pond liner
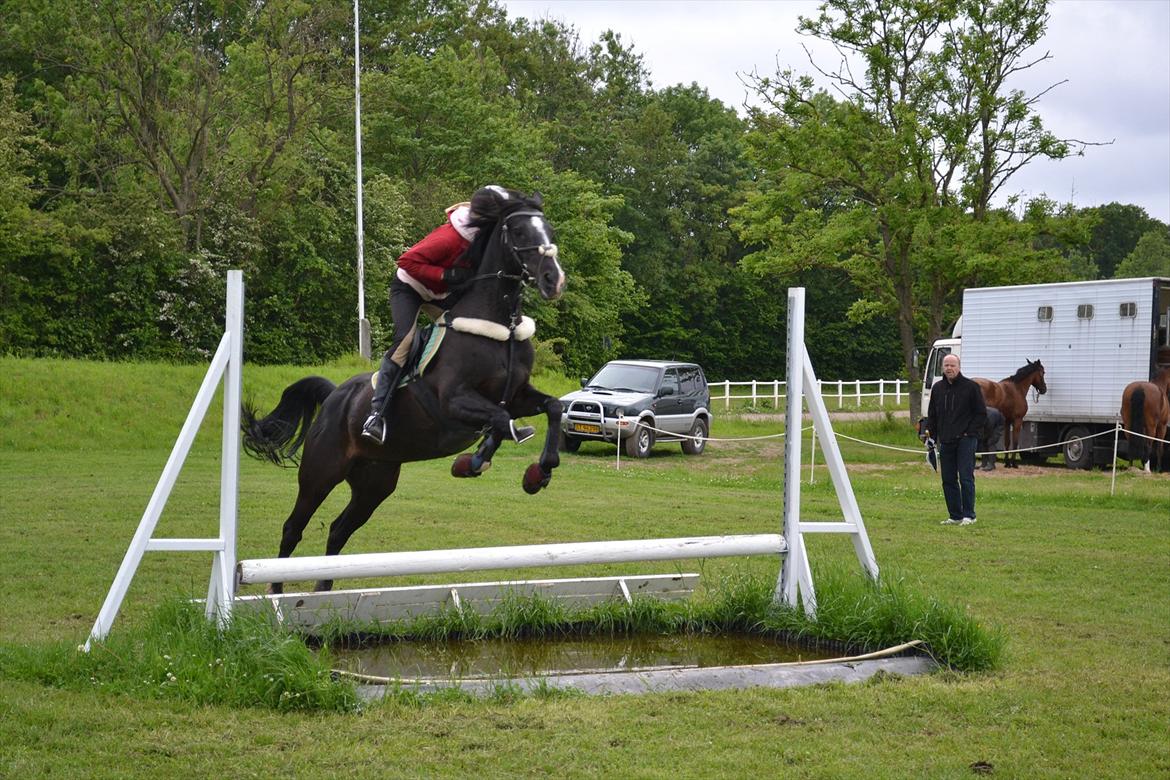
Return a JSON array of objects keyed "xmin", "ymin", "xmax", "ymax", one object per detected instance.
[{"xmin": 340, "ymin": 640, "xmax": 936, "ymax": 698}]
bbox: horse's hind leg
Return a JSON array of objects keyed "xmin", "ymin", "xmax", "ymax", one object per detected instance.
[
  {"xmin": 1007, "ymin": 420, "xmax": 1022, "ymax": 468},
  {"xmin": 270, "ymin": 454, "xmax": 350, "ymax": 594},
  {"xmin": 314, "ymin": 459, "xmax": 402, "ymax": 591}
]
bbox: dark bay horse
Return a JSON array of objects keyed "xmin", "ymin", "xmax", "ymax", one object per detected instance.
[
  {"xmin": 241, "ymin": 187, "xmax": 566, "ymax": 593},
  {"xmin": 974, "ymin": 359, "xmax": 1047, "ymax": 469},
  {"xmin": 1120, "ymin": 367, "xmax": 1170, "ymax": 472}
]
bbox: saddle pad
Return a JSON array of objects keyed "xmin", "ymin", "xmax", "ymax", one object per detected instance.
[{"xmin": 371, "ymin": 324, "xmax": 447, "ymax": 391}]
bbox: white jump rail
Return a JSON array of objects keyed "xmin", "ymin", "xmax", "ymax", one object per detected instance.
[
  {"xmin": 237, "ymin": 534, "xmax": 787, "ymax": 586},
  {"xmin": 88, "ymin": 280, "xmax": 879, "ymax": 645}
]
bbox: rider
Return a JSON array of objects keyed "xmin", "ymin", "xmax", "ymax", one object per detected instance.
[{"xmin": 361, "ymin": 188, "xmax": 498, "ymax": 443}]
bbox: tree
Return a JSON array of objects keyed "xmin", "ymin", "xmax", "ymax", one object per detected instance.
[
  {"xmin": 1114, "ymin": 229, "xmax": 1170, "ymax": 279},
  {"xmin": 1085, "ymin": 203, "xmax": 1166, "ymax": 278},
  {"xmin": 735, "ymin": 0, "xmax": 1084, "ymax": 413}
]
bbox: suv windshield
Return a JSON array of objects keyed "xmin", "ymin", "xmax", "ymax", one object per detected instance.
[{"xmin": 587, "ymin": 364, "xmax": 660, "ymax": 393}]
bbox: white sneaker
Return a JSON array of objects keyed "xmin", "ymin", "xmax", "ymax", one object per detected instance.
[
  {"xmin": 959, "ymin": 517, "xmax": 977, "ymax": 526},
  {"xmin": 940, "ymin": 518, "xmax": 960, "ymax": 525}
]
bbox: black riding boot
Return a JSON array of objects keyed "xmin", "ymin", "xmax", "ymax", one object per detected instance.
[
  {"xmin": 981, "ymin": 453, "xmax": 996, "ymax": 471},
  {"xmin": 361, "ymin": 356, "xmax": 404, "ymax": 444}
]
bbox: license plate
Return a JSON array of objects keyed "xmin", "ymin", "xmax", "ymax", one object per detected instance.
[{"xmin": 572, "ymin": 423, "xmax": 601, "ymax": 434}]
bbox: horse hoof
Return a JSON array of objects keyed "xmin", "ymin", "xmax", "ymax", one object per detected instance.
[
  {"xmin": 522, "ymin": 463, "xmax": 550, "ymax": 494},
  {"xmin": 268, "ymin": 583, "xmax": 284, "ymax": 596},
  {"xmin": 314, "ymin": 579, "xmax": 334, "ymax": 592},
  {"xmin": 452, "ymin": 453, "xmax": 489, "ymax": 478}
]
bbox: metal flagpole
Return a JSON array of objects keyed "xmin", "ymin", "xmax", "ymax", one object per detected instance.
[{"xmin": 354, "ymin": 0, "xmax": 370, "ymax": 358}]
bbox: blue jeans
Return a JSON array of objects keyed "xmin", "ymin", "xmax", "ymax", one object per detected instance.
[{"xmin": 939, "ymin": 435, "xmax": 978, "ymax": 520}]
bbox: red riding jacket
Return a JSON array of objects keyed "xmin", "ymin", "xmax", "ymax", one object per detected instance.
[{"xmin": 396, "ymin": 205, "xmax": 476, "ymax": 300}]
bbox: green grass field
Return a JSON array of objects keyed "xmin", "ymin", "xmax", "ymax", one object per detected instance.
[{"xmin": 1, "ymin": 356, "xmax": 1168, "ymax": 778}]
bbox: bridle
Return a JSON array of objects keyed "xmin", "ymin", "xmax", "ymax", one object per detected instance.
[{"xmin": 464, "ymin": 208, "xmax": 555, "ymax": 287}]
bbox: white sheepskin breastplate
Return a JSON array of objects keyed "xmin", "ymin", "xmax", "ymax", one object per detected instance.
[{"xmin": 449, "ymin": 315, "xmax": 536, "ymax": 342}]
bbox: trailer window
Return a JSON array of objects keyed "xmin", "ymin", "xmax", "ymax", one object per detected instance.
[
  {"xmin": 1077, "ymin": 304, "xmax": 1094, "ymax": 320},
  {"xmin": 1037, "ymin": 306, "xmax": 1053, "ymax": 321},
  {"xmin": 1119, "ymin": 302, "xmax": 1137, "ymax": 318}
]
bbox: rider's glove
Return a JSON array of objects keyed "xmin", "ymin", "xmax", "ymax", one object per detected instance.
[{"xmin": 443, "ymin": 266, "xmax": 472, "ymax": 288}]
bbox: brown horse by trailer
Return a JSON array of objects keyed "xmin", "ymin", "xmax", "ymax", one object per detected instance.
[
  {"xmin": 973, "ymin": 359, "xmax": 1047, "ymax": 469},
  {"xmin": 1120, "ymin": 367, "xmax": 1170, "ymax": 472}
]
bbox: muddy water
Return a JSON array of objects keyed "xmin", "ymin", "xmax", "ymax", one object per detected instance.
[{"xmin": 329, "ymin": 634, "xmax": 839, "ymax": 680}]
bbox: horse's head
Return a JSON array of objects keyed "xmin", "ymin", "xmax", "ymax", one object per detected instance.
[
  {"xmin": 467, "ymin": 185, "xmax": 565, "ymax": 300},
  {"xmin": 1028, "ymin": 358, "xmax": 1047, "ymax": 395}
]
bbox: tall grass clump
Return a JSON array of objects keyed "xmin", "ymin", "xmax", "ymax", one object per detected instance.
[
  {"xmin": 757, "ymin": 566, "xmax": 1006, "ymax": 671},
  {"xmin": 0, "ymin": 597, "xmax": 358, "ymax": 712}
]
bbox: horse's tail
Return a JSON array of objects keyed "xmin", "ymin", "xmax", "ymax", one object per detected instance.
[
  {"xmin": 1128, "ymin": 387, "xmax": 1148, "ymax": 464},
  {"xmin": 241, "ymin": 376, "xmax": 336, "ymax": 466}
]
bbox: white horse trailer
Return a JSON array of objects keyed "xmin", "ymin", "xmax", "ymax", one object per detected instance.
[{"xmin": 921, "ymin": 277, "xmax": 1170, "ymax": 468}]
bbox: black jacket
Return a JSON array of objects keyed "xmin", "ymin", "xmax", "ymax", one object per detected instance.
[{"xmin": 926, "ymin": 373, "xmax": 987, "ymax": 444}]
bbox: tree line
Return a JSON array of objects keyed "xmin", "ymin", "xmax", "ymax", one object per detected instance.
[{"xmin": 1, "ymin": 0, "xmax": 1167, "ymax": 397}]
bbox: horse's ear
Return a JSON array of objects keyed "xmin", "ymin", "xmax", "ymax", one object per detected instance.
[{"xmin": 530, "ymin": 191, "xmax": 543, "ymax": 209}]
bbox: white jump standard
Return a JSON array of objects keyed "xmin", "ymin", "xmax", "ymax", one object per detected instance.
[{"xmin": 88, "ymin": 277, "xmax": 879, "ymax": 646}]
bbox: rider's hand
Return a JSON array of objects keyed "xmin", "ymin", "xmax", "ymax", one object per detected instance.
[{"xmin": 443, "ymin": 266, "xmax": 472, "ymax": 288}]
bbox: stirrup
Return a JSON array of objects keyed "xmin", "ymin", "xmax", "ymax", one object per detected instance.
[
  {"xmin": 509, "ymin": 419, "xmax": 535, "ymax": 444},
  {"xmin": 361, "ymin": 414, "xmax": 387, "ymax": 444}
]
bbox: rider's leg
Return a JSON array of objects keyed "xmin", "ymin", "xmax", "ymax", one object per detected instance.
[{"xmin": 361, "ymin": 281, "xmax": 422, "ymax": 444}]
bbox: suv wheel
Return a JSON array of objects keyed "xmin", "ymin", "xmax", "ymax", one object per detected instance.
[
  {"xmin": 681, "ymin": 418, "xmax": 708, "ymax": 455},
  {"xmin": 559, "ymin": 431, "xmax": 582, "ymax": 452},
  {"xmin": 624, "ymin": 421, "xmax": 654, "ymax": 458}
]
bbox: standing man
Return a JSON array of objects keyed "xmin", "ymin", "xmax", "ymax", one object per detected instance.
[{"xmin": 925, "ymin": 354, "xmax": 987, "ymax": 526}]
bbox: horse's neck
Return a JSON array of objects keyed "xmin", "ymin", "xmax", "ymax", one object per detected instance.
[
  {"xmin": 1014, "ymin": 373, "xmax": 1039, "ymax": 393},
  {"xmin": 452, "ymin": 280, "xmax": 522, "ymax": 326}
]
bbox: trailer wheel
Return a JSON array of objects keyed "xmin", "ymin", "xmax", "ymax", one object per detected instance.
[{"xmin": 1062, "ymin": 425, "xmax": 1092, "ymax": 470}]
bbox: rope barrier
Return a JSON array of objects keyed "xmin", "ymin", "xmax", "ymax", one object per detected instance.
[
  {"xmin": 630, "ymin": 420, "xmax": 813, "ymax": 443},
  {"xmin": 621, "ymin": 417, "xmax": 1167, "ymax": 456}
]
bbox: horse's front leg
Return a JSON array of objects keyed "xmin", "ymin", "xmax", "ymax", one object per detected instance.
[
  {"xmin": 445, "ymin": 390, "xmax": 516, "ymax": 477},
  {"xmin": 509, "ymin": 383, "xmax": 563, "ymax": 494},
  {"xmin": 1009, "ymin": 419, "xmax": 1022, "ymax": 468}
]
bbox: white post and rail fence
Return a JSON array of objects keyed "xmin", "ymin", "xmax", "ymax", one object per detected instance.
[{"xmin": 710, "ymin": 378, "xmax": 908, "ymax": 410}]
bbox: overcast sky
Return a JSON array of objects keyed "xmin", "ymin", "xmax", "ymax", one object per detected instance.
[{"xmin": 500, "ymin": 0, "xmax": 1170, "ymax": 223}]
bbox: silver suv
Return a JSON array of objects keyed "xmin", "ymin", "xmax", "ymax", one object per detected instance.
[{"xmin": 559, "ymin": 360, "xmax": 711, "ymax": 457}]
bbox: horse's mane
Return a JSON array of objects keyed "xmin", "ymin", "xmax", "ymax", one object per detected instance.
[
  {"xmin": 458, "ymin": 186, "xmax": 544, "ymax": 269},
  {"xmin": 1004, "ymin": 359, "xmax": 1043, "ymax": 383}
]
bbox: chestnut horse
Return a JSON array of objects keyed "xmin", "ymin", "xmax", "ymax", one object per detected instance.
[
  {"xmin": 974, "ymin": 359, "xmax": 1047, "ymax": 469},
  {"xmin": 1120, "ymin": 367, "xmax": 1170, "ymax": 472}
]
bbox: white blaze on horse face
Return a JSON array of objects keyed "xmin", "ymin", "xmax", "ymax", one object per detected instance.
[
  {"xmin": 526, "ymin": 215, "xmax": 566, "ymax": 298},
  {"xmin": 528, "ymin": 214, "xmax": 568, "ymax": 299}
]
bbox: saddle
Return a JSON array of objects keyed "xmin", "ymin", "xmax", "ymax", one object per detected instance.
[{"xmin": 371, "ymin": 320, "xmax": 446, "ymax": 393}]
